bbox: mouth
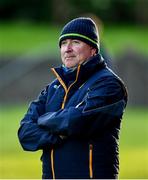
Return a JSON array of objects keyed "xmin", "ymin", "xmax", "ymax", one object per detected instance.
[{"xmin": 65, "ymin": 56, "xmax": 75, "ymax": 59}]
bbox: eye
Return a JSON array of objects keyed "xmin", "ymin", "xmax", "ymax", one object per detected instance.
[
  {"xmin": 72, "ymin": 40, "xmax": 80, "ymax": 44},
  {"xmin": 61, "ymin": 40, "xmax": 67, "ymax": 46}
]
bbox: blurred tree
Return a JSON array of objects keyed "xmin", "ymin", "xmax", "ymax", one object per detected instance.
[
  {"xmin": 51, "ymin": 0, "xmax": 74, "ymax": 23},
  {"xmin": 0, "ymin": 0, "xmax": 18, "ymax": 20},
  {"xmin": 70, "ymin": 0, "xmax": 137, "ymax": 24},
  {"xmin": 0, "ymin": 0, "xmax": 52, "ymax": 22},
  {"xmin": 0, "ymin": 0, "xmax": 147, "ymax": 25},
  {"xmin": 134, "ymin": 0, "xmax": 148, "ymax": 25},
  {"xmin": 110, "ymin": 0, "xmax": 135, "ymax": 23}
]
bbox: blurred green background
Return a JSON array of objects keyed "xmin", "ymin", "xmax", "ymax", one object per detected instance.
[{"xmin": 0, "ymin": 0, "xmax": 148, "ymax": 178}]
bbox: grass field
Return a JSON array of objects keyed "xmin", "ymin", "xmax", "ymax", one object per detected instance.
[
  {"xmin": 0, "ymin": 105, "xmax": 148, "ymax": 178},
  {"xmin": 0, "ymin": 22, "xmax": 148, "ymax": 57},
  {"xmin": 119, "ymin": 107, "xmax": 148, "ymax": 178}
]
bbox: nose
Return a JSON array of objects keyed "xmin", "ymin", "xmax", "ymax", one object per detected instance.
[{"xmin": 65, "ymin": 42, "xmax": 73, "ymax": 52}]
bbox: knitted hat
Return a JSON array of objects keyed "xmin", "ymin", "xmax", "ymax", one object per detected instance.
[{"xmin": 59, "ymin": 17, "xmax": 99, "ymax": 52}]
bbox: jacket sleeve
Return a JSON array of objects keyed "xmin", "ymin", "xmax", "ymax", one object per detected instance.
[
  {"xmin": 18, "ymin": 86, "xmax": 63, "ymax": 151},
  {"xmin": 37, "ymin": 77, "xmax": 127, "ymax": 137}
]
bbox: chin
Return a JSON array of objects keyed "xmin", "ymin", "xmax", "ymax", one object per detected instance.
[{"xmin": 65, "ymin": 63, "xmax": 76, "ymax": 68}]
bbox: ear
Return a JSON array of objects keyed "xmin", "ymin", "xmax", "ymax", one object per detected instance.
[{"xmin": 91, "ymin": 48, "xmax": 97, "ymax": 56}]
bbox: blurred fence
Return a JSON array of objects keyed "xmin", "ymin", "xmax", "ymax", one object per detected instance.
[{"xmin": 0, "ymin": 50, "xmax": 148, "ymax": 106}]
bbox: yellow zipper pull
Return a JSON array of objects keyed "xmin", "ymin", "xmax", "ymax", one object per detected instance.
[{"xmin": 89, "ymin": 144, "xmax": 93, "ymax": 179}]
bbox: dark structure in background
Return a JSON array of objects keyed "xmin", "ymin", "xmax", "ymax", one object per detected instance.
[
  {"xmin": 0, "ymin": 50, "xmax": 148, "ymax": 106},
  {"xmin": 115, "ymin": 49, "xmax": 148, "ymax": 106}
]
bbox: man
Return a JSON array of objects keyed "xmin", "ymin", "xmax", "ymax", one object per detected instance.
[{"xmin": 18, "ymin": 17, "xmax": 128, "ymax": 179}]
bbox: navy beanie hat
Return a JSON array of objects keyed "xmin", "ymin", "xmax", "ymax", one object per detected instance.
[{"xmin": 59, "ymin": 17, "xmax": 99, "ymax": 53}]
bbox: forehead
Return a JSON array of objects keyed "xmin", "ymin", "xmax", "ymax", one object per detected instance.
[{"xmin": 61, "ymin": 39, "xmax": 91, "ymax": 48}]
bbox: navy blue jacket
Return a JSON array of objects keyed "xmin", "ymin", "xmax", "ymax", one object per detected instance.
[{"xmin": 18, "ymin": 54, "xmax": 127, "ymax": 179}]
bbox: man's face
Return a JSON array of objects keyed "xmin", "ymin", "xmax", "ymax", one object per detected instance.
[{"xmin": 60, "ymin": 39, "xmax": 96, "ymax": 68}]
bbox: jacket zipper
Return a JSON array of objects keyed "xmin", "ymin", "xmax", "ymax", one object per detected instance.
[
  {"xmin": 89, "ymin": 144, "xmax": 93, "ymax": 179},
  {"xmin": 61, "ymin": 64, "xmax": 81, "ymax": 109},
  {"xmin": 50, "ymin": 65, "xmax": 81, "ymax": 179},
  {"xmin": 51, "ymin": 149, "xmax": 55, "ymax": 179}
]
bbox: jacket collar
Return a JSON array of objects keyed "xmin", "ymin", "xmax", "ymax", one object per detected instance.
[{"xmin": 51, "ymin": 54, "xmax": 106, "ymax": 88}]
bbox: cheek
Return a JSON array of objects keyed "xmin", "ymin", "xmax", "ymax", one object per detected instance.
[
  {"xmin": 60, "ymin": 49, "xmax": 65, "ymax": 60},
  {"xmin": 60, "ymin": 48, "xmax": 64, "ymax": 56},
  {"xmin": 76, "ymin": 48, "xmax": 89, "ymax": 59},
  {"xmin": 74, "ymin": 47, "xmax": 83, "ymax": 56}
]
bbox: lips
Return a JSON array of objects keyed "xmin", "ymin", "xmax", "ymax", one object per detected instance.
[{"xmin": 65, "ymin": 56, "xmax": 75, "ymax": 59}]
